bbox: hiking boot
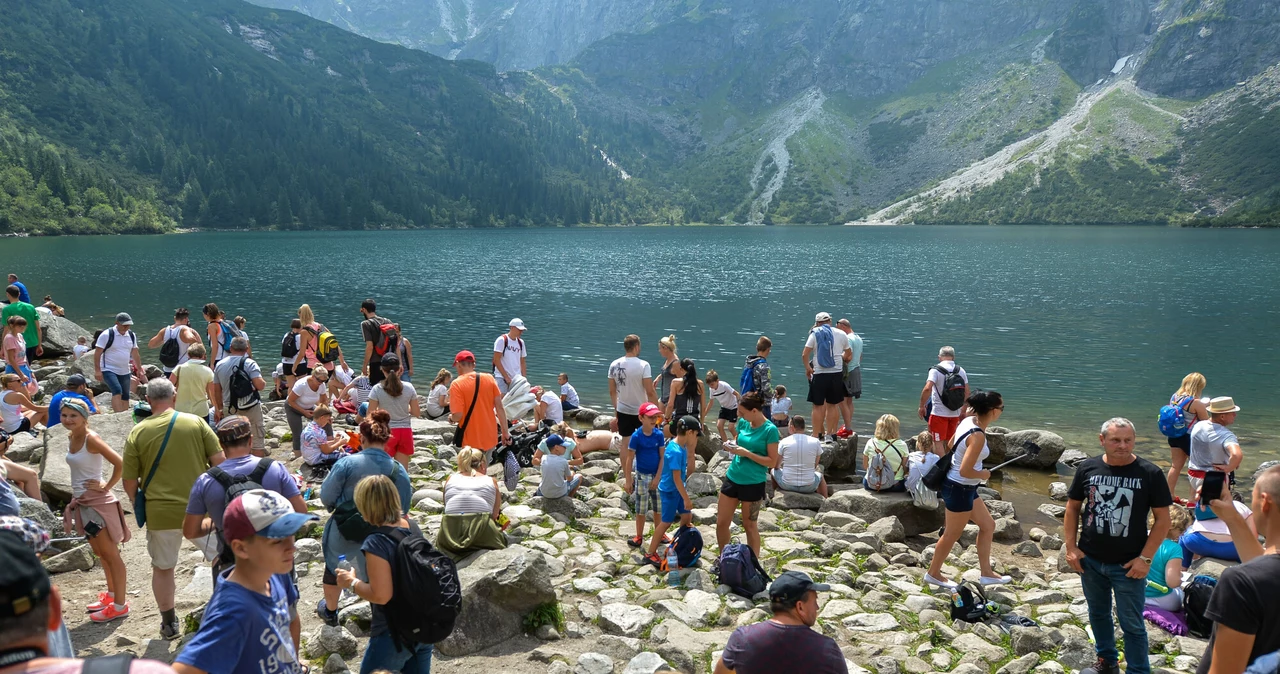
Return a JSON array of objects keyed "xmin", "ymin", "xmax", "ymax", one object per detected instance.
[
  {"xmin": 627, "ymin": 535, "xmax": 644, "ymax": 548},
  {"xmin": 90, "ymin": 603, "xmax": 129, "ymax": 623},
  {"xmin": 642, "ymin": 553, "xmax": 663, "ymax": 568},
  {"xmin": 86, "ymin": 591, "xmax": 114, "ymax": 613},
  {"xmin": 160, "ymin": 620, "xmax": 182, "ymax": 640},
  {"xmin": 316, "ymin": 599, "xmax": 339, "ymax": 627},
  {"xmin": 1082, "ymin": 658, "xmax": 1120, "ymax": 674}
]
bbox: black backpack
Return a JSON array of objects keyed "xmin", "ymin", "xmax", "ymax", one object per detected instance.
[
  {"xmin": 378, "ymin": 527, "xmax": 462, "ymax": 648},
  {"xmin": 950, "ymin": 581, "xmax": 995, "ymax": 623},
  {"xmin": 228, "ymin": 357, "xmax": 259, "ymax": 407},
  {"xmin": 208, "ymin": 458, "xmax": 274, "ymax": 563},
  {"xmin": 159, "ymin": 328, "xmax": 182, "ymax": 369},
  {"xmin": 99, "ymin": 329, "xmax": 137, "ymax": 369},
  {"xmin": 1183, "ymin": 575, "xmax": 1218, "ymax": 638},
  {"xmin": 280, "ymin": 331, "xmax": 300, "ymax": 359},
  {"xmin": 933, "ymin": 364, "xmax": 967, "ymax": 411}
]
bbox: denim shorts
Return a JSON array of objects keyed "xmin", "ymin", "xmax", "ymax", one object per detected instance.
[
  {"xmin": 941, "ymin": 479, "xmax": 980, "ymax": 513},
  {"xmin": 102, "ymin": 371, "xmax": 131, "ymax": 400},
  {"xmin": 773, "ymin": 469, "xmax": 820, "ymax": 494}
]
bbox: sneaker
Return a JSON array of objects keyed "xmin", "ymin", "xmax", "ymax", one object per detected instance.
[
  {"xmin": 86, "ymin": 592, "xmax": 114, "ymax": 613},
  {"xmin": 660, "ymin": 534, "xmax": 672, "ymax": 545},
  {"xmin": 923, "ymin": 573, "xmax": 957, "ymax": 590},
  {"xmin": 979, "ymin": 574, "xmax": 1013, "ymax": 586},
  {"xmin": 1172, "ymin": 496, "xmax": 1194, "ymax": 507},
  {"xmin": 642, "ymin": 553, "xmax": 663, "ymax": 568},
  {"xmin": 90, "ymin": 603, "xmax": 129, "ymax": 623},
  {"xmin": 627, "ymin": 535, "xmax": 644, "ymax": 548},
  {"xmin": 316, "ymin": 599, "xmax": 339, "ymax": 627},
  {"xmin": 835, "ymin": 426, "xmax": 853, "ymax": 439},
  {"xmin": 160, "ymin": 620, "xmax": 181, "ymax": 640},
  {"xmin": 1081, "ymin": 658, "xmax": 1120, "ymax": 674}
]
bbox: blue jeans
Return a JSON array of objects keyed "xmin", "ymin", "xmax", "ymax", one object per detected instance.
[
  {"xmin": 1081, "ymin": 555, "xmax": 1149, "ymax": 673},
  {"xmin": 360, "ymin": 633, "xmax": 432, "ymax": 674},
  {"xmin": 102, "ymin": 371, "xmax": 131, "ymax": 400}
]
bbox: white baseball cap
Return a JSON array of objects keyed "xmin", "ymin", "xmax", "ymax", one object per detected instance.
[{"xmin": 509, "ymin": 318, "xmax": 527, "ymax": 331}]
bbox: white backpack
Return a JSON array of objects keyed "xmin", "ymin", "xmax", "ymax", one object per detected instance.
[{"xmin": 865, "ymin": 440, "xmax": 904, "ymax": 491}]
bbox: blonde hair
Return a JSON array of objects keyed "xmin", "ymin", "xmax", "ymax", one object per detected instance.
[
  {"xmin": 873, "ymin": 414, "xmax": 901, "ymax": 442},
  {"xmin": 705, "ymin": 370, "xmax": 719, "ymax": 385},
  {"xmin": 431, "ymin": 368, "xmax": 452, "ymax": 389},
  {"xmin": 0, "ymin": 373, "xmax": 20, "ymax": 388},
  {"xmin": 552, "ymin": 422, "xmax": 573, "ymax": 437},
  {"xmin": 457, "ymin": 447, "xmax": 485, "ymax": 476},
  {"xmin": 187, "ymin": 343, "xmax": 207, "ymax": 359},
  {"xmin": 354, "ymin": 474, "xmax": 402, "ymax": 526},
  {"xmin": 298, "ymin": 304, "xmax": 315, "ymax": 326},
  {"xmin": 914, "ymin": 430, "xmax": 933, "ymax": 454},
  {"xmin": 1176, "ymin": 373, "xmax": 1206, "ymax": 399},
  {"xmin": 659, "ymin": 334, "xmax": 677, "ymax": 355},
  {"xmin": 1152, "ymin": 504, "xmax": 1193, "ymax": 539}
]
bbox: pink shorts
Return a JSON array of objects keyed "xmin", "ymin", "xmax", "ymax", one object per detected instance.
[{"xmin": 385, "ymin": 427, "xmax": 415, "ymax": 457}]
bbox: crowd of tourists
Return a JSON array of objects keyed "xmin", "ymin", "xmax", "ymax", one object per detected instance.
[{"xmin": 1, "ymin": 275, "xmax": 1278, "ymax": 674}]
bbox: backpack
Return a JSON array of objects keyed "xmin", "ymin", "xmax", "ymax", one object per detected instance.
[
  {"xmin": 212, "ymin": 320, "xmax": 243, "ymax": 355},
  {"xmin": 932, "ymin": 364, "xmax": 967, "ymax": 412},
  {"xmin": 740, "ymin": 356, "xmax": 768, "ymax": 398},
  {"xmin": 865, "ymin": 440, "xmax": 905, "ymax": 491},
  {"xmin": 1158, "ymin": 395, "xmax": 1195, "ymax": 438},
  {"xmin": 306, "ymin": 324, "xmax": 341, "ymax": 364},
  {"xmin": 99, "ymin": 329, "xmax": 137, "ymax": 370},
  {"xmin": 950, "ymin": 581, "xmax": 995, "ymax": 623},
  {"xmin": 280, "ymin": 331, "xmax": 300, "ymax": 359},
  {"xmin": 208, "ymin": 458, "xmax": 274, "ymax": 563},
  {"xmin": 373, "ymin": 321, "xmax": 399, "ymax": 357},
  {"xmin": 718, "ymin": 543, "xmax": 770, "ymax": 598},
  {"xmin": 1183, "ymin": 575, "xmax": 1218, "ymax": 638},
  {"xmin": 227, "ymin": 357, "xmax": 259, "ymax": 406},
  {"xmin": 663, "ymin": 524, "xmax": 703, "ymax": 571},
  {"xmin": 922, "ymin": 427, "xmax": 982, "ymax": 492},
  {"xmin": 812, "ymin": 325, "xmax": 836, "ymax": 369},
  {"xmin": 377, "ymin": 527, "xmax": 462, "ymax": 648},
  {"xmin": 158, "ymin": 327, "xmax": 182, "ymax": 369}
]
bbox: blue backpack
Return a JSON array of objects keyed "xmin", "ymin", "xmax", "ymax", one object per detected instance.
[
  {"xmin": 718, "ymin": 543, "xmax": 770, "ymax": 598},
  {"xmin": 739, "ymin": 365, "xmax": 757, "ymax": 396},
  {"xmin": 664, "ymin": 525, "xmax": 703, "ymax": 571},
  {"xmin": 1158, "ymin": 395, "xmax": 1194, "ymax": 438},
  {"xmin": 811, "ymin": 325, "xmax": 836, "ymax": 369}
]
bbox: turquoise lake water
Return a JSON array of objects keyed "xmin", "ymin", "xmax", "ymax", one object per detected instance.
[{"xmin": 6, "ymin": 225, "xmax": 1277, "ymax": 477}]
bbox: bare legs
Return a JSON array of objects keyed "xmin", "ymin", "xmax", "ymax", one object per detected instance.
[
  {"xmin": 88, "ymin": 532, "xmax": 126, "ymax": 606},
  {"xmin": 1167, "ymin": 449, "xmax": 1187, "ymax": 500},
  {"xmin": 926, "ymin": 498, "xmax": 997, "ymax": 583},
  {"xmin": 715, "ymin": 493, "xmax": 763, "ymax": 558}
]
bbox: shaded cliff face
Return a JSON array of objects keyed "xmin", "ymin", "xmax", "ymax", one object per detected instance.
[
  {"xmin": 1135, "ymin": 0, "xmax": 1280, "ymax": 99},
  {"xmin": 1044, "ymin": 0, "xmax": 1152, "ymax": 86}
]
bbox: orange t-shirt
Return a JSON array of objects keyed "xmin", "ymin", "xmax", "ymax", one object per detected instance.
[{"xmin": 449, "ymin": 372, "xmax": 501, "ymax": 450}]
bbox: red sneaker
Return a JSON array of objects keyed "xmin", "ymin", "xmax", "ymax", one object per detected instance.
[
  {"xmin": 642, "ymin": 553, "xmax": 663, "ymax": 568},
  {"xmin": 627, "ymin": 535, "xmax": 644, "ymax": 548},
  {"xmin": 835, "ymin": 426, "xmax": 854, "ymax": 439},
  {"xmin": 90, "ymin": 602, "xmax": 129, "ymax": 623},
  {"xmin": 86, "ymin": 592, "xmax": 113, "ymax": 613}
]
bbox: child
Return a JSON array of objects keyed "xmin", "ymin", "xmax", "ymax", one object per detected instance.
[
  {"xmin": 705, "ymin": 370, "xmax": 740, "ymax": 442},
  {"xmin": 1146, "ymin": 505, "xmax": 1192, "ymax": 612},
  {"xmin": 233, "ymin": 316, "xmax": 251, "ymax": 357},
  {"xmin": 644, "ymin": 415, "xmax": 699, "ymax": 567},
  {"xmin": 173, "ymin": 490, "xmax": 316, "ymax": 674},
  {"xmin": 771, "ymin": 385, "xmax": 792, "ymax": 428},
  {"xmin": 339, "ymin": 371, "xmax": 374, "ymax": 422},
  {"xmin": 538, "ymin": 434, "xmax": 583, "ymax": 499},
  {"xmin": 744, "ymin": 336, "xmax": 773, "ymax": 415},
  {"xmin": 425, "ymin": 368, "xmax": 452, "ymax": 419},
  {"xmin": 623, "ymin": 402, "xmax": 666, "ymax": 548},
  {"xmin": 559, "ymin": 373, "xmax": 580, "ymax": 411},
  {"xmin": 73, "ymin": 335, "xmax": 90, "ymax": 359}
]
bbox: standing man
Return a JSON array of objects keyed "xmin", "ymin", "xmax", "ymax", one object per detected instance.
[
  {"xmin": 608, "ymin": 334, "xmax": 659, "ymax": 439},
  {"xmin": 2, "ymin": 285, "xmax": 41, "ymax": 364},
  {"xmin": 359, "ymin": 299, "xmax": 394, "ymax": 386},
  {"xmin": 1195, "ymin": 464, "xmax": 1280, "ymax": 674},
  {"xmin": 94, "ymin": 313, "xmax": 144, "ymax": 413},
  {"xmin": 1188, "ymin": 396, "xmax": 1244, "ymax": 494},
  {"xmin": 123, "ymin": 378, "xmax": 224, "ymax": 640},
  {"xmin": 448, "ymin": 350, "xmax": 510, "ymax": 460},
  {"xmin": 1063, "ymin": 418, "xmax": 1172, "ymax": 674},
  {"xmin": 493, "ymin": 318, "xmax": 528, "ymax": 395},
  {"xmin": 212, "ymin": 337, "xmax": 268, "ymax": 457},
  {"xmin": 801, "ymin": 312, "xmax": 851, "ymax": 442},
  {"xmin": 6, "ymin": 274, "xmax": 30, "ymax": 304},
  {"xmin": 835, "ymin": 318, "xmax": 863, "ymax": 435},
  {"xmin": 918, "ymin": 346, "xmax": 968, "ymax": 452},
  {"xmin": 148, "ymin": 307, "xmax": 203, "ymax": 379},
  {"xmin": 714, "ymin": 571, "xmax": 848, "ymax": 674}
]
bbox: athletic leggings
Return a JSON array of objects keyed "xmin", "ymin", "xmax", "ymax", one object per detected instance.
[{"xmin": 1180, "ymin": 531, "xmax": 1241, "ymax": 566}]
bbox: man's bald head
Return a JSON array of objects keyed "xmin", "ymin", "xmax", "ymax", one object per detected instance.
[{"xmin": 1257, "ymin": 465, "xmax": 1280, "ymax": 505}]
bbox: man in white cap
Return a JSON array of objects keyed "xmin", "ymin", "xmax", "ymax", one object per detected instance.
[
  {"xmin": 493, "ymin": 318, "xmax": 527, "ymax": 395},
  {"xmin": 800, "ymin": 312, "xmax": 850, "ymax": 442},
  {"xmin": 1188, "ymin": 396, "xmax": 1243, "ymax": 493},
  {"xmin": 94, "ymin": 312, "xmax": 144, "ymax": 412}
]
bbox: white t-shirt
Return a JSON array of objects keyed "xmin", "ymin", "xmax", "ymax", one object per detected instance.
[
  {"xmin": 1189, "ymin": 501, "xmax": 1252, "ymax": 536},
  {"xmin": 331, "ymin": 365, "xmax": 355, "ymax": 389},
  {"xmin": 426, "ymin": 384, "xmax": 449, "ymax": 418},
  {"xmin": 772, "ymin": 396, "xmax": 793, "ymax": 418},
  {"xmin": 73, "ymin": 344, "xmax": 90, "ymax": 359},
  {"xmin": 777, "ymin": 434, "xmax": 821, "ymax": 485},
  {"xmin": 281, "ymin": 332, "xmax": 300, "ymax": 365},
  {"xmin": 493, "ymin": 334, "xmax": 526, "ymax": 382},
  {"xmin": 1188, "ymin": 420, "xmax": 1239, "ymax": 472},
  {"xmin": 804, "ymin": 326, "xmax": 850, "ymax": 374},
  {"xmin": 540, "ymin": 390, "xmax": 564, "ymax": 424},
  {"xmin": 94, "ymin": 327, "xmax": 136, "ymax": 375},
  {"xmin": 947, "ymin": 417, "xmax": 989, "ymax": 486},
  {"xmin": 291, "ymin": 377, "xmax": 324, "ymax": 410},
  {"xmin": 927, "ymin": 361, "xmax": 968, "ymax": 418},
  {"xmin": 561, "ymin": 383, "xmax": 580, "ymax": 407},
  {"xmin": 709, "ymin": 380, "xmax": 739, "ymax": 410},
  {"xmin": 609, "ymin": 355, "xmax": 652, "ymax": 415}
]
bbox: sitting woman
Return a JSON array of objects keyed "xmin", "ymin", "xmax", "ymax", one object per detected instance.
[
  {"xmin": 1, "ymin": 373, "xmax": 47, "ymax": 437},
  {"xmin": 436, "ymin": 447, "xmax": 508, "ymax": 561},
  {"xmin": 1180, "ymin": 496, "xmax": 1256, "ymax": 565},
  {"xmin": 862, "ymin": 414, "xmax": 909, "ymax": 492},
  {"xmin": 1146, "ymin": 505, "xmax": 1193, "ymax": 611},
  {"xmin": 42, "ymin": 296, "xmax": 66, "ymax": 317},
  {"xmin": 301, "ymin": 405, "xmax": 349, "ymax": 468}
]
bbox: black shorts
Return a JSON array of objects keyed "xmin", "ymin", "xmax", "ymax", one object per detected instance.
[
  {"xmin": 720, "ymin": 477, "xmax": 766, "ymax": 503},
  {"xmin": 617, "ymin": 412, "xmax": 641, "ymax": 437},
  {"xmin": 368, "ymin": 361, "xmax": 385, "ymax": 385},
  {"xmin": 6, "ymin": 418, "xmax": 32, "ymax": 434},
  {"xmin": 292, "ymin": 362, "xmax": 312, "ymax": 377},
  {"xmin": 718, "ymin": 407, "xmax": 739, "ymax": 423},
  {"xmin": 1168, "ymin": 433, "xmax": 1191, "ymax": 454},
  {"xmin": 322, "ymin": 565, "xmax": 337, "ymax": 586},
  {"xmin": 806, "ymin": 371, "xmax": 846, "ymax": 405}
]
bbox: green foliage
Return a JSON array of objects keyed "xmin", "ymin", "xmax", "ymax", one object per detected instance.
[
  {"xmin": 1180, "ymin": 99, "xmax": 1280, "ymax": 226},
  {"xmin": 522, "ymin": 601, "xmax": 566, "ymax": 633},
  {"xmin": 868, "ymin": 114, "xmax": 927, "ymax": 163}
]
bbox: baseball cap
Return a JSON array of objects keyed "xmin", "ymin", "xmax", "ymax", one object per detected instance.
[
  {"xmin": 0, "ymin": 531, "xmax": 52, "ymax": 619},
  {"xmin": 638, "ymin": 402, "xmax": 662, "ymax": 417},
  {"xmin": 769, "ymin": 571, "xmax": 830, "ymax": 605},
  {"xmin": 66, "ymin": 374, "xmax": 87, "ymax": 387},
  {"xmin": 509, "ymin": 318, "xmax": 527, "ymax": 331},
  {"xmin": 545, "ymin": 434, "xmax": 566, "ymax": 448},
  {"xmin": 454, "ymin": 350, "xmax": 476, "ymax": 364},
  {"xmin": 814, "ymin": 312, "xmax": 832, "ymax": 323},
  {"xmin": 675, "ymin": 415, "xmax": 703, "ymax": 435},
  {"xmin": 115, "ymin": 312, "xmax": 134, "ymax": 325},
  {"xmin": 222, "ymin": 490, "xmax": 319, "ymax": 542}
]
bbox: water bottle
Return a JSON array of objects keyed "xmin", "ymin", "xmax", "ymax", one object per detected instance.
[
  {"xmin": 336, "ymin": 555, "xmax": 356, "ymax": 600},
  {"xmin": 951, "ymin": 590, "xmax": 963, "ymax": 608},
  {"xmin": 666, "ymin": 547, "xmax": 681, "ymax": 587}
]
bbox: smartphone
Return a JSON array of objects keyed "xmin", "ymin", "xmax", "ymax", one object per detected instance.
[
  {"xmin": 1200, "ymin": 471, "xmax": 1227, "ymax": 507},
  {"xmin": 83, "ymin": 520, "xmax": 103, "ymax": 539}
]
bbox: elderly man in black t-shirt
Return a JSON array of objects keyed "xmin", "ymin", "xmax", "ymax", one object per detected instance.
[
  {"xmin": 714, "ymin": 572, "xmax": 848, "ymax": 674},
  {"xmin": 1196, "ymin": 464, "xmax": 1280, "ymax": 674},
  {"xmin": 1064, "ymin": 418, "xmax": 1172, "ymax": 674}
]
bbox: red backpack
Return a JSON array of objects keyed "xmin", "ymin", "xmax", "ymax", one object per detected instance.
[{"xmin": 373, "ymin": 321, "xmax": 399, "ymax": 357}]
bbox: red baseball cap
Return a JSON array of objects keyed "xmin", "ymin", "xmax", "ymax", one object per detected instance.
[
  {"xmin": 639, "ymin": 402, "xmax": 662, "ymax": 417},
  {"xmin": 454, "ymin": 350, "xmax": 475, "ymax": 363}
]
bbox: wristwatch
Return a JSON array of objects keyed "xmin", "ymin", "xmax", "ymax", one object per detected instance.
[{"xmin": 1139, "ymin": 555, "xmax": 1152, "ymax": 565}]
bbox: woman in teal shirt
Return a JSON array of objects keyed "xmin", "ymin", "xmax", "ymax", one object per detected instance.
[
  {"xmin": 1145, "ymin": 505, "xmax": 1192, "ymax": 611},
  {"xmin": 715, "ymin": 392, "xmax": 779, "ymax": 561}
]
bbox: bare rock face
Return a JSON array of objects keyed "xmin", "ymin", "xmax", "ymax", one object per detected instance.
[
  {"xmin": 40, "ymin": 315, "xmax": 95, "ymax": 359},
  {"xmin": 819, "ymin": 487, "xmax": 943, "ymax": 536},
  {"xmin": 1002, "ymin": 429, "xmax": 1066, "ymax": 470},
  {"xmin": 436, "ymin": 545, "xmax": 557, "ymax": 657}
]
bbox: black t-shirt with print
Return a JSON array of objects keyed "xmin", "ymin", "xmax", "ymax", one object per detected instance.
[
  {"xmin": 1197, "ymin": 554, "xmax": 1280, "ymax": 674},
  {"xmin": 1067, "ymin": 456, "xmax": 1172, "ymax": 564}
]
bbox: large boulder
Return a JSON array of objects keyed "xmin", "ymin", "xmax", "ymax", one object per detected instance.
[
  {"xmin": 1002, "ymin": 430, "xmax": 1066, "ymax": 471},
  {"xmin": 771, "ymin": 491, "xmax": 826, "ymax": 511},
  {"xmin": 40, "ymin": 411, "xmax": 136, "ymax": 504},
  {"xmin": 985, "ymin": 426, "xmax": 1011, "ymax": 464},
  {"xmin": 436, "ymin": 545, "xmax": 557, "ymax": 657},
  {"xmin": 64, "ymin": 353, "xmax": 109, "ymax": 395},
  {"xmin": 40, "ymin": 315, "xmax": 94, "ymax": 359},
  {"xmin": 5, "ymin": 432, "xmax": 45, "ymax": 463},
  {"xmin": 819, "ymin": 487, "xmax": 943, "ymax": 537},
  {"xmin": 818, "ymin": 434, "xmax": 860, "ymax": 472},
  {"xmin": 18, "ymin": 497, "xmax": 64, "ymax": 537}
]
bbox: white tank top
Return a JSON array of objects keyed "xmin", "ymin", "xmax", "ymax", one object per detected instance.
[
  {"xmin": 947, "ymin": 417, "xmax": 990, "ymax": 486},
  {"xmin": 164, "ymin": 326, "xmax": 191, "ymax": 371},
  {"xmin": 66, "ymin": 434, "xmax": 105, "ymax": 498},
  {"xmin": 0, "ymin": 392, "xmax": 22, "ymax": 433},
  {"xmin": 443, "ymin": 473, "xmax": 496, "ymax": 515}
]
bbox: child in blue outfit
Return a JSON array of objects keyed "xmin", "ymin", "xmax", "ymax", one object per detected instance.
[
  {"xmin": 644, "ymin": 415, "xmax": 700, "ymax": 567},
  {"xmin": 623, "ymin": 402, "xmax": 665, "ymax": 548}
]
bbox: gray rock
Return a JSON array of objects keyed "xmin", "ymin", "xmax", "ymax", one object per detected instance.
[
  {"xmin": 994, "ymin": 517, "xmax": 1023, "ymax": 543},
  {"xmin": 295, "ymin": 538, "xmax": 323, "ymax": 564},
  {"xmin": 1040, "ymin": 534, "xmax": 1064, "ymax": 551},
  {"xmin": 592, "ymin": 415, "xmax": 615, "ymax": 431},
  {"xmin": 548, "ymin": 663, "xmax": 573, "ymax": 674},
  {"xmin": 307, "ymin": 625, "xmax": 359, "ymax": 659},
  {"xmin": 1189, "ymin": 556, "xmax": 1236, "ymax": 579},
  {"xmin": 1252, "ymin": 461, "xmax": 1280, "ymax": 483},
  {"xmin": 5, "ymin": 432, "xmax": 44, "ymax": 463},
  {"xmin": 39, "ymin": 315, "xmax": 93, "ymax": 359},
  {"xmin": 1060, "ymin": 449, "xmax": 1090, "ymax": 468},
  {"xmin": 1011, "ymin": 626, "xmax": 1057, "ymax": 655},
  {"xmin": 868, "ymin": 516, "xmax": 905, "ymax": 543},
  {"xmin": 771, "ymin": 490, "xmax": 826, "ymax": 511},
  {"xmin": 842, "ymin": 613, "xmax": 900, "ymax": 632},
  {"xmin": 437, "ymin": 545, "xmax": 558, "ymax": 657},
  {"xmin": 42, "ymin": 544, "xmax": 95, "ymax": 573},
  {"xmin": 18, "ymin": 497, "xmax": 63, "ymax": 538},
  {"xmin": 535, "ymin": 624, "xmax": 561, "ymax": 640},
  {"xmin": 1013, "ymin": 541, "xmax": 1043, "ymax": 557},
  {"xmin": 1028, "ymin": 527, "xmax": 1047, "ymax": 541},
  {"xmin": 819, "ymin": 488, "xmax": 943, "ymax": 536},
  {"xmin": 575, "ymin": 653, "xmax": 614, "ymax": 674},
  {"xmin": 410, "ymin": 488, "xmax": 445, "ymax": 507},
  {"xmin": 986, "ymin": 499, "xmax": 1016, "ymax": 519},
  {"xmin": 40, "ymin": 410, "xmax": 135, "ymax": 503},
  {"xmin": 953, "ymin": 633, "xmax": 1009, "ymax": 665},
  {"xmin": 1038, "ymin": 503, "xmax": 1067, "ymax": 519},
  {"xmin": 1049, "ymin": 482, "xmax": 1069, "ymax": 501},
  {"xmin": 622, "ymin": 652, "xmax": 669, "ymax": 674},
  {"xmin": 986, "ymin": 426, "xmax": 1010, "ymax": 463},
  {"xmin": 528, "ymin": 495, "xmax": 590, "ymax": 520},
  {"xmin": 997, "ymin": 653, "xmax": 1041, "ymax": 674},
  {"xmin": 599, "ymin": 603, "xmax": 656, "ymax": 637},
  {"xmin": 872, "ymin": 655, "xmax": 901, "ymax": 674},
  {"xmin": 685, "ymin": 473, "xmax": 721, "ymax": 496},
  {"xmin": 1003, "ymin": 430, "xmax": 1066, "ymax": 470},
  {"xmin": 337, "ymin": 602, "xmax": 372, "ymax": 632},
  {"xmin": 322, "ymin": 654, "xmax": 348, "ymax": 674}
]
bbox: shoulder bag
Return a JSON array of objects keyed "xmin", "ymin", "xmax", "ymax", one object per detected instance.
[
  {"xmin": 453, "ymin": 374, "xmax": 481, "ymax": 446},
  {"xmin": 134, "ymin": 412, "xmax": 179, "ymax": 528}
]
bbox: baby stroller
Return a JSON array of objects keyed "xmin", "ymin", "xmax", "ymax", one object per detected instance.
[{"xmin": 492, "ymin": 423, "xmax": 549, "ymax": 491}]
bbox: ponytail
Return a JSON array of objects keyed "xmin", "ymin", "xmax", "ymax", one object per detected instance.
[
  {"xmin": 379, "ymin": 354, "xmax": 404, "ymax": 397},
  {"xmin": 361, "ymin": 409, "xmax": 392, "ymax": 444}
]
